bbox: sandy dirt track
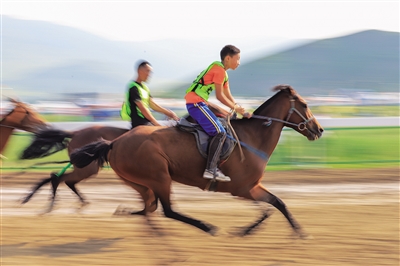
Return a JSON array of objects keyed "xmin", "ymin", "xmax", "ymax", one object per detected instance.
[{"xmin": 1, "ymin": 168, "xmax": 399, "ymax": 266}]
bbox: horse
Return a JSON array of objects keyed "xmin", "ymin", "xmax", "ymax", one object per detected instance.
[
  {"xmin": 70, "ymin": 85, "xmax": 324, "ymax": 237},
  {"xmin": 0, "ymin": 97, "xmax": 48, "ymax": 156},
  {"xmin": 20, "ymin": 125, "xmax": 129, "ymax": 212},
  {"xmin": 20, "ymin": 107, "xmax": 221, "ymax": 212}
]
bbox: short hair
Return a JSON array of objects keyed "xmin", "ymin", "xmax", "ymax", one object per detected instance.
[
  {"xmin": 220, "ymin": 45, "xmax": 240, "ymax": 61},
  {"xmin": 136, "ymin": 60, "xmax": 151, "ymax": 71}
]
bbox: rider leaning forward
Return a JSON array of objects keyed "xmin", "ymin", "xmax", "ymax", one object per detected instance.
[{"xmin": 185, "ymin": 44, "xmax": 252, "ymax": 182}]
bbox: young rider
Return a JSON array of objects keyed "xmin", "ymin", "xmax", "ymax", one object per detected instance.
[
  {"xmin": 121, "ymin": 60, "xmax": 179, "ymax": 128},
  {"xmin": 185, "ymin": 45, "xmax": 251, "ymax": 182}
]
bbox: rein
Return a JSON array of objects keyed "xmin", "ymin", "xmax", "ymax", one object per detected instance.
[
  {"xmin": 226, "ymin": 108, "xmax": 245, "ymax": 162},
  {"xmin": 0, "ymin": 124, "xmax": 18, "ymax": 129},
  {"xmin": 251, "ymin": 99, "xmax": 315, "ymax": 131}
]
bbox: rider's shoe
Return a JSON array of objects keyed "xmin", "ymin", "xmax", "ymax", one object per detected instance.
[{"xmin": 203, "ymin": 169, "xmax": 231, "ymax": 182}]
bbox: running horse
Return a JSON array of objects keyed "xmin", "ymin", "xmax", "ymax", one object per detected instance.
[
  {"xmin": 70, "ymin": 85, "xmax": 324, "ymax": 237},
  {"xmin": 21, "ymin": 108, "xmax": 211, "ymax": 212},
  {"xmin": 0, "ymin": 98, "xmax": 48, "ymax": 157}
]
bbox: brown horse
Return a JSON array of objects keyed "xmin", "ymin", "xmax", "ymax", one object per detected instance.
[
  {"xmin": 20, "ymin": 125, "xmax": 129, "ymax": 211},
  {"xmin": 70, "ymin": 85, "xmax": 324, "ymax": 236},
  {"xmin": 0, "ymin": 97, "xmax": 48, "ymax": 156},
  {"xmin": 20, "ymin": 110, "xmax": 221, "ymax": 211}
]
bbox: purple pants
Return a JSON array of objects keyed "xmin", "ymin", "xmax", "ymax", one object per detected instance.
[{"xmin": 186, "ymin": 102, "xmax": 226, "ymax": 136}]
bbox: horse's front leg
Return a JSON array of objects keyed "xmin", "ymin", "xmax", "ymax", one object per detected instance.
[{"xmin": 243, "ymin": 184, "xmax": 307, "ymax": 238}]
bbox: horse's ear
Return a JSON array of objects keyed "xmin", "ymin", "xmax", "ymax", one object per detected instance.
[
  {"xmin": 271, "ymin": 84, "xmax": 293, "ymax": 92},
  {"xmin": 5, "ymin": 96, "xmax": 20, "ymax": 104}
]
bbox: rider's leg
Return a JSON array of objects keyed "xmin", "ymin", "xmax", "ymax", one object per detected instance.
[
  {"xmin": 203, "ymin": 132, "xmax": 230, "ymax": 182},
  {"xmin": 186, "ymin": 102, "xmax": 230, "ymax": 182}
]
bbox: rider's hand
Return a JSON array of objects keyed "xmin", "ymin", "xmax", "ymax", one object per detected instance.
[
  {"xmin": 233, "ymin": 104, "xmax": 245, "ymax": 115},
  {"xmin": 243, "ymin": 112, "xmax": 252, "ymax": 119},
  {"xmin": 169, "ymin": 110, "xmax": 180, "ymax": 121}
]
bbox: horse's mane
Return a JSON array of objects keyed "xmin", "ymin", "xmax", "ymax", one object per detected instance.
[{"xmin": 253, "ymin": 84, "xmax": 298, "ymax": 115}]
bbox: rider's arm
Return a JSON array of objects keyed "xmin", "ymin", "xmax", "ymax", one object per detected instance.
[
  {"xmin": 135, "ymin": 100, "xmax": 162, "ymax": 126},
  {"xmin": 215, "ymin": 83, "xmax": 245, "ymax": 115},
  {"xmin": 223, "ymin": 84, "xmax": 236, "ymax": 105},
  {"xmin": 149, "ymin": 98, "xmax": 179, "ymax": 121},
  {"xmin": 207, "ymin": 101, "xmax": 229, "ymax": 118}
]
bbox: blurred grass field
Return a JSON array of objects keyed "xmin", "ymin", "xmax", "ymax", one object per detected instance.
[
  {"xmin": 1, "ymin": 127, "xmax": 398, "ymax": 172},
  {"xmin": 310, "ymin": 105, "xmax": 399, "ymax": 117}
]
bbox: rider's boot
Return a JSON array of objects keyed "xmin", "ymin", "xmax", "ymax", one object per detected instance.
[{"xmin": 203, "ymin": 132, "xmax": 231, "ymax": 182}]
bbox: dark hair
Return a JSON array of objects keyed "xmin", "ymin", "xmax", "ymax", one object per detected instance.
[
  {"xmin": 136, "ymin": 60, "xmax": 151, "ymax": 71},
  {"xmin": 220, "ymin": 45, "xmax": 240, "ymax": 61}
]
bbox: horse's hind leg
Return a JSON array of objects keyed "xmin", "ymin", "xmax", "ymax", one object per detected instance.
[
  {"xmin": 47, "ymin": 165, "xmax": 97, "ymax": 212},
  {"xmin": 46, "ymin": 173, "xmax": 61, "ymax": 212},
  {"xmin": 115, "ymin": 177, "xmax": 158, "ymax": 215},
  {"xmin": 65, "ymin": 180, "xmax": 87, "ymax": 205},
  {"xmin": 245, "ymin": 184, "xmax": 307, "ymax": 238},
  {"xmin": 21, "ymin": 176, "xmax": 52, "ymax": 204}
]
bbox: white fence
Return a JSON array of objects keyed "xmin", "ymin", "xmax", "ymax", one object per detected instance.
[{"xmin": 48, "ymin": 117, "xmax": 399, "ymax": 131}]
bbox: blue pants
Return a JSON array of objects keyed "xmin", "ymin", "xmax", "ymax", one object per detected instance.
[{"xmin": 186, "ymin": 102, "xmax": 226, "ymax": 136}]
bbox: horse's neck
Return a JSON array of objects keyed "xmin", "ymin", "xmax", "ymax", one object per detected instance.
[
  {"xmin": 0, "ymin": 126, "xmax": 15, "ymax": 154},
  {"xmin": 233, "ymin": 106, "xmax": 287, "ymax": 159}
]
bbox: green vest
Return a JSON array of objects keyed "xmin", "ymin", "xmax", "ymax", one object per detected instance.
[
  {"xmin": 120, "ymin": 81, "xmax": 151, "ymax": 121},
  {"xmin": 185, "ymin": 61, "xmax": 228, "ymax": 101}
]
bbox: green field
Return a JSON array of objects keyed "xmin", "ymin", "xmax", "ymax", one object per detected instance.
[
  {"xmin": 1, "ymin": 127, "xmax": 398, "ymax": 172},
  {"xmin": 267, "ymin": 127, "xmax": 399, "ymax": 170},
  {"xmin": 310, "ymin": 105, "xmax": 399, "ymax": 117}
]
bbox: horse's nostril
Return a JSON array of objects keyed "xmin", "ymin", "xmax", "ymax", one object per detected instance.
[{"xmin": 319, "ymin": 128, "xmax": 324, "ymax": 133}]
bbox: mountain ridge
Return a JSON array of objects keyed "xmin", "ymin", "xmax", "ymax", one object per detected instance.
[{"xmin": 2, "ymin": 16, "xmax": 398, "ymax": 101}]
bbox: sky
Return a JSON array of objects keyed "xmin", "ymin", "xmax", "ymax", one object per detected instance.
[{"xmin": 1, "ymin": 0, "xmax": 399, "ymax": 43}]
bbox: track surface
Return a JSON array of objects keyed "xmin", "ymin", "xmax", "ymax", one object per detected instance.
[{"xmin": 1, "ymin": 168, "xmax": 399, "ymax": 265}]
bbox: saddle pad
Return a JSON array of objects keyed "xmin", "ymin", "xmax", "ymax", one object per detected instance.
[{"xmin": 177, "ymin": 117, "xmax": 236, "ymax": 160}]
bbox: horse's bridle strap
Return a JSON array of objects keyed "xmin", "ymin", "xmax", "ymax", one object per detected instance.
[{"xmin": 251, "ymin": 98, "xmax": 314, "ymax": 131}]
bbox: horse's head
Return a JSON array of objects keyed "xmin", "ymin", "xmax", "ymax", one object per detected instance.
[
  {"xmin": 271, "ymin": 84, "xmax": 323, "ymax": 140},
  {"xmin": 1, "ymin": 98, "xmax": 49, "ymax": 133}
]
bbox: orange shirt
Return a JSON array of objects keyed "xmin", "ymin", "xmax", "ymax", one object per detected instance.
[{"xmin": 185, "ymin": 64, "xmax": 229, "ymax": 104}]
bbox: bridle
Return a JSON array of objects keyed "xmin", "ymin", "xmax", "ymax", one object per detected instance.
[
  {"xmin": 251, "ymin": 97, "xmax": 315, "ymax": 131},
  {"xmin": 225, "ymin": 94, "xmax": 315, "ymax": 162}
]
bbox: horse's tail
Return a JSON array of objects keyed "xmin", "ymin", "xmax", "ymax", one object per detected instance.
[
  {"xmin": 20, "ymin": 128, "xmax": 73, "ymax": 159},
  {"xmin": 70, "ymin": 139, "xmax": 111, "ymax": 169}
]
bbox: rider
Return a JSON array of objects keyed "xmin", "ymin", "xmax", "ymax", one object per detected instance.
[
  {"xmin": 121, "ymin": 60, "xmax": 179, "ymax": 128},
  {"xmin": 185, "ymin": 45, "xmax": 250, "ymax": 182}
]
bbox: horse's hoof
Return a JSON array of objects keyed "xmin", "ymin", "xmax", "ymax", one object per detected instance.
[
  {"xmin": 113, "ymin": 205, "xmax": 134, "ymax": 216},
  {"xmin": 80, "ymin": 201, "xmax": 90, "ymax": 207},
  {"xmin": 208, "ymin": 226, "xmax": 219, "ymax": 236},
  {"xmin": 228, "ymin": 226, "xmax": 254, "ymax": 237},
  {"xmin": 20, "ymin": 198, "xmax": 30, "ymax": 205},
  {"xmin": 300, "ymin": 232, "xmax": 314, "ymax": 240},
  {"xmin": 291, "ymin": 230, "xmax": 313, "ymax": 240}
]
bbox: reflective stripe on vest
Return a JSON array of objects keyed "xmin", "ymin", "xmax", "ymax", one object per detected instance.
[
  {"xmin": 185, "ymin": 61, "xmax": 228, "ymax": 101},
  {"xmin": 120, "ymin": 81, "xmax": 151, "ymax": 120}
]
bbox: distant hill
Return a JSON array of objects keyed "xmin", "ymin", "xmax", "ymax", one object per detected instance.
[
  {"xmin": 2, "ymin": 16, "xmax": 193, "ymax": 100},
  {"xmin": 165, "ymin": 30, "xmax": 399, "ymax": 98},
  {"xmin": 2, "ymin": 16, "xmax": 297, "ymax": 101},
  {"xmin": 2, "ymin": 16, "xmax": 399, "ymax": 101}
]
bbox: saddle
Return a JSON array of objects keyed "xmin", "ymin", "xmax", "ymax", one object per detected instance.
[{"xmin": 176, "ymin": 116, "xmax": 236, "ymax": 161}]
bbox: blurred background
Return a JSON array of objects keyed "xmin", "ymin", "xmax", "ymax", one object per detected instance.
[{"xmin": 1, "ymin": 1, "xmax": 399, "ymax": 171}]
